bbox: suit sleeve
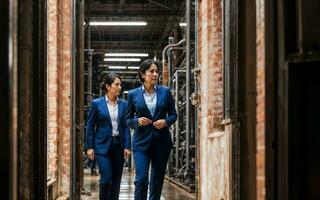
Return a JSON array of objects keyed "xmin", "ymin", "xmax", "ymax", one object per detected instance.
[
  {"xmin": 123, "ymin": 101, "xmax": 132, "ymax": 149},
  {"xmin": 85, "ymin": 101, "xmax": 98, "ymax": 150},
  {"xmin": 165, "ymin": 88, "xmax": 178, "ymax": 127},
  {"xmin": 125, "ymin": 91, "xmax": 139, "ymax": 129}
]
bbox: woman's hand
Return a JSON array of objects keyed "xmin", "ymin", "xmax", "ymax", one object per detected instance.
[
  {"xmin": 153, "ymin": 119, "xmax": 167, "ymax": 129},
  {"xmin": 87, "ymin": 149, "xmax": 95, "ymax": 160},
  {"xmin": 124, "ymin": 149, "xmax": 131, "ymax": 158},
  {"xmin": 138, "ymin": 117, "xmax": 152, "ymax": 126}
]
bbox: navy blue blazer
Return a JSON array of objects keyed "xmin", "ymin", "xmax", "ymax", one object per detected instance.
[
  {"xmin": 125, "ymin": 85, "xmax": 178, "ymax": 152},
  {"xmin": 86, "ymin": 96, "xmax": 131, "ymax": 155}
]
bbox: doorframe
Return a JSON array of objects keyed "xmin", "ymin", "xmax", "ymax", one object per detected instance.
[
  {"xmin": 70, "ymin": 0, "xmax": 85, "ymax": 198},
  {"xmin": 265, "ymin": 0, "xmax": 278, "ymax": 199}
]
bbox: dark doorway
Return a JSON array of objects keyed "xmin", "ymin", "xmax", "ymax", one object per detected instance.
[
  {"xmin": 288, "ymin": 62, "xmax": 320, "ymax": 200},
  {"xmin": 266, "ymin": 0, "xmax": 320, "ymax": 199}
]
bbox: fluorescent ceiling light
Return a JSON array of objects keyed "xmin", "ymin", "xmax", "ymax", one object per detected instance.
[
  {"xmin": 104, "ymin": 58, "xmax": 141, "ymax": 62},
  {"xmin": 105, "ymin": 53, "xmax": 148, "ymax": 57},
  {"xmin": 127, "ymin": 66, "xmax": 140, "ymax": 69},
  {"xmin": 90, "ymin": 21, "xmax": 147, "ymax": 26},
  {"xmin": 179, "ymin": 22, "xmax": 187, "ymax": 27},
  {"xmin": 108, "ymin": 66, "xmax": 127, "ymax": 69},
  {"xmin": 123, "ymin": 91, "xmax": 129, "ymax": 94}
]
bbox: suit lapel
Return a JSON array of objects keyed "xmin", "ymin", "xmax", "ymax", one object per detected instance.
[
  {"xmin": 117, "ymin": 100, "xmax": 123, "ymax": 125},
  {"xmin": 102, "ymin": 96, "xmax": 112, "ymax": 124},
  {"xmin": 154, "ymin": 86, "xmax": 161, "ymax": 116},
  {"xmin": 138, "ymin": 87, "xmax": 153, "ymax": 118}
]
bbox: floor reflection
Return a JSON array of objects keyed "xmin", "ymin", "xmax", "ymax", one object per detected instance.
[{"xmin": 82, "ymin": 167, "xmax": 195, "ymax": 200}]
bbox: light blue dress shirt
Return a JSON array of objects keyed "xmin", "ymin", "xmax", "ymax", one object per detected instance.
[
  {"xmin": 105, "ymin": 96, "xmax": 119, "ymax": 136},
  {"xmin": 142, "ymin": 85, "xmax": 157, "ymax": 117}
]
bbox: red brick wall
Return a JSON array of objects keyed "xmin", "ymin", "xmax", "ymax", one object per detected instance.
[
  {"xmin": 256, "ymin": 0, "xmax": 266, "ymax": 199},
  {"xmin": 197, "ymin": 0, "xmax": 229, "ymax": 199},
  {"xmin": 58, "ymin": 0, "xmax": 72, "ymax": 195},
  {"xmin": 48, "ymin": 0, "xmax": 59, "ymax": 181},
  {"xmin": 47, "ymin": 0, "xmax": 71, "ymax": 197},
  {"xmin": 198, "ymin": 0, "xmax": 223, "ymax": 131}
]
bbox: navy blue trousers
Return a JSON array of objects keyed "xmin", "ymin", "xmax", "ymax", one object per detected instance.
[
  {"xmin": 96, "ymin": 138, "xmax": 124, "ymax": 200},
  {"xmin": 133, "ymin": 149, "xmax": 171, "ymax": 200}
]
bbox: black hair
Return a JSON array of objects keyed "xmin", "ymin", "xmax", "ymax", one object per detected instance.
[
  {"xmin": 138, "ymin": 59, "xmax": 160, "ymax": 82},
  {"xmin": 100, "ymin": 73, "xmax": 122, "ymax": 92}
]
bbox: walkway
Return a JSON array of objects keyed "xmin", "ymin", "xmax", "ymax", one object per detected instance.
[{"xmin": 82, "ymin": 167, "xmax": 196, "ymax": 200}]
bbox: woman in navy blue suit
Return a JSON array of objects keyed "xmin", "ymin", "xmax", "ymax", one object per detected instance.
[
  {"xmin": 125, "ymin": 59, "xmax": 178, "ymax": 200},
  {"xmin": 86, "ymin": 73, "xmax": 131, "ymax": 200}
]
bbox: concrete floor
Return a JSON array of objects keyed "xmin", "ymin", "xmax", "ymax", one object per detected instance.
[{"xmin": 82, "ymin": 167, "xmax": 196, "ymax": 200}]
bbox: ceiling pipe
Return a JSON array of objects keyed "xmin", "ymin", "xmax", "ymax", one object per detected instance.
[{"xmin": 162, "ymin": 38, "xmax": 185, "ymax": 86}]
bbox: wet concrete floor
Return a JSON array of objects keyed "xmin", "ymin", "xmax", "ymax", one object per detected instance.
[{"xmin": 82, "ymin": 167, "xmax": 196, "ymax": 200}]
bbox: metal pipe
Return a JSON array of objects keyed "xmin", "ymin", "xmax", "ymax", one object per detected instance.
[
  {"xmin": 87, "ymin": 3, "xmax": 92, "ymax": 103},
  {"xmin": 78, "ymin": 0, "xmax": 85, "ymax": 192},
  {"xmin": 162, "ymin": 38, "xmax": 185, "ymax": 86},
  {"xmin": 168, "ymin": 46, "xmax": 186, "ymax": 87},
  {"xmin": 169, "ymin": 47, "xmax": 186, "ymax": 51},
  {"xmin": 174, "ymin": 70, "xmax": 186, "ymax": 172},
  {"xmin": 174, "ymin": 71, "xmax": 179, "ymax": 172},
  {"xmin": 167, "ymin": 37, "xmax": 173, "ymax": 87},
  {"xmin": 71, "ymin": 0, "xmax": 77, "ymax": 198},
  {"xmin": 185, "ymin": 0, "xmax": 191, "ymax": 174},
  {"xmin": 194, "ymin": 0, "xmax": 200, "ymax": 196}
]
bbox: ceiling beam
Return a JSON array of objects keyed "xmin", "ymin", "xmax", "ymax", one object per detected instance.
[
  {"xmin": 148, "ymin": 0, "xmax": 175, "ymax": 11},
  {"xmin": 89, "ymin": 11, "xmax": 178, "ymax": 17}
]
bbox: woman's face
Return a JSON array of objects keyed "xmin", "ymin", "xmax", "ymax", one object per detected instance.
[
  {"xmin": 142, "ymin": 64, "xmax": 159, "ymax": 85},
  {"xmin": 106, "ymin": 77, "xmax": 122, "ymax": 97}
]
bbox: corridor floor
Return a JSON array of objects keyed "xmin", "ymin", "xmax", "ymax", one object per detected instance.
[{"xmin": 82, "ymin": 167, "xmax": 196, "ymax": 200}]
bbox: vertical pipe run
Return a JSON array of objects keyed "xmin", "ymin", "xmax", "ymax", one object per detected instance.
[
  {"xmin": 185, "ymin": 0, "xmax": 191, "ymax": 173},
  {"xmin": 194, "ymin": 0, "xmax": 199, "ymax": 195},
  {"xmin": 175, "ymin": 71, "xmax": 180, "ymax": 171},
  {"xmin": 77, "ymin": 0, "xmax": 85, "ymax": 192},
  {"xmin": 71, "ymin": 0, "xmax": 79, "ymax": 198},
  {"xmin": 87, "ymin": 3, "xmax": 92, "ymax": 103},
  {"xmin": 162, "ymin": 39, "xmax": 185, "ymax": 86},
  {"xmin": 168, "ymin": 37, "xmax": 173, "ymax": 87}
]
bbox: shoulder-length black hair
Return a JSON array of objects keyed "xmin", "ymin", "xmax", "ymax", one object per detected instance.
[{"xmin": 138, "ymin": 59, "xmax": 160, "ymax": 82}]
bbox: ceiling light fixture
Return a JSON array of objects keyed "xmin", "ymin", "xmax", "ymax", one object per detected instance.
[
  {"xmin": 90, "ymin": 21, "xmax": 147, "ymax": 26},
  {"xmin": 108, "ymin": 66, "xmax": 127, "ymax": 69},
  {"xmin": 105, "ymin": 53, "xmax": 148, "ymax": 57},
  {"xmin": 104, "ymin": 58, "xmax": 141, "ymax": 62},
  {"xmin": 127, "ymin": 66, "xmax": 140, "ymax": 69},
  {"xmin": 179, "ymin": 22, "xmax": 187, "ymax": 27}
]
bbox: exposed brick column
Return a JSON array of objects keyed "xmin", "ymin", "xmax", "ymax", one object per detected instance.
[
  {"xmin": 58, "ymin": 0, "xmax": 72, "ymax": 196},
  {"xmin": 47, "ymin": 0, "xmax": 59, "ymax": 182},
  {"xmin": 197, "ymin": 0, "xmax": 228, "ymax": 199},
  {"xmin": 47, "ymin": 0, "xmax": 72, "ymax": 197},
  {"xmin": 256, "ymin": 0, "xmax": 266, "ymax": 199}
]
